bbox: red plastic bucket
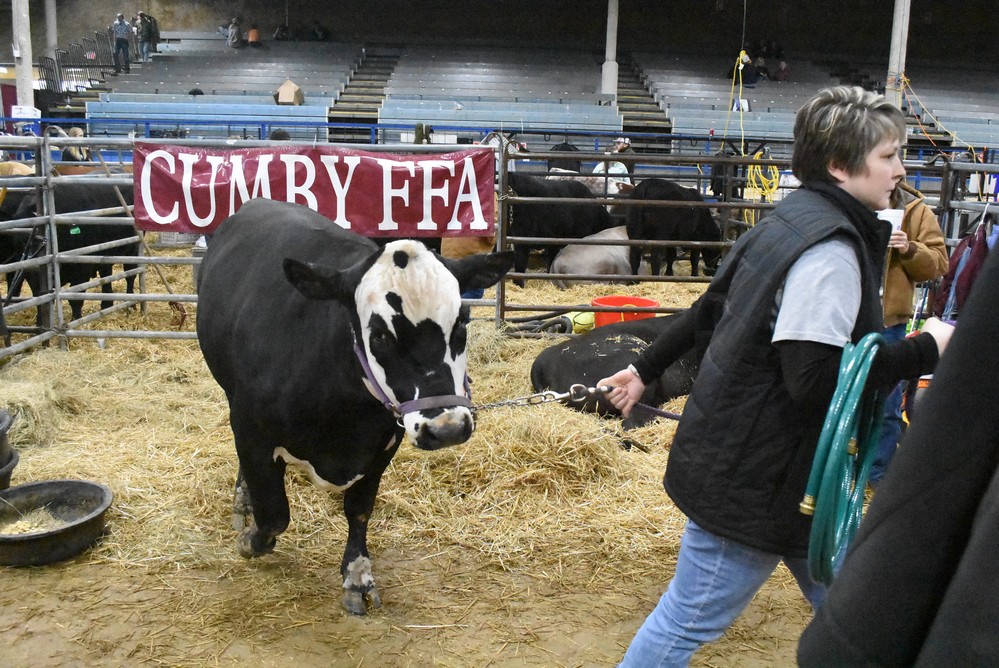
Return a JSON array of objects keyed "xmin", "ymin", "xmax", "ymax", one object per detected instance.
[{"xmin": 591, "ymin": 295, "xmax": 660, "ymax": 328}]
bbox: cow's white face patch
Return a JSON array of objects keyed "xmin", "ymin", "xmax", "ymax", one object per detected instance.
[{"xmin": 354, "ymin": 240, "xmax": 472, "ymax": 448}]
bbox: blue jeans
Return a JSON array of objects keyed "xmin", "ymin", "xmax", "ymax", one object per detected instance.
[
  {"xmin": 869, "ymin": 324, "xmax": 908, "ymax": 485},
  {"xmin": 113, "ymin": 38, "xmax": 130, "ymax": 73},
  {"xmin": 619, "ymin": 520, "xmax": 825, "ymax": 667}
]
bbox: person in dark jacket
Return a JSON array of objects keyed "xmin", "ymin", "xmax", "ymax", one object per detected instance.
[
  {"xmin": 135, "ymin": 12, "xmax": 153, "ymax": 63},
  {"xmin": 599, "ymin": 85, "xmax": 954, "ymax": 666},
  {"xmin": 798, "ymin": 242, "xmax": 999, "ymax": 667}
]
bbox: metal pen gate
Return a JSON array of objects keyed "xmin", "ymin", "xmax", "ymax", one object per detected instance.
[
  {"xmin": 0, "ymin": 134, "xmax": 995, "ymax": 361},
  {"xmin": 492, "ymin": 146, "xmax": 997, "ymax": 330}
]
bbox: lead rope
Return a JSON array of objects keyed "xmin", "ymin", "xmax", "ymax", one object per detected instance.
[
  {"xmin": 800, "ymin": 332, "xmax": 887, "ymax": 585},
  {"xmin": 472, "ymin": 384, "xmax": 681, "ymax": 421}
]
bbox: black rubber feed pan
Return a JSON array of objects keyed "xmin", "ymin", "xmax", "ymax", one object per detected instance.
[{"xmin": 0, "ymin": 480, "xmax": 113, "ymax": 566}]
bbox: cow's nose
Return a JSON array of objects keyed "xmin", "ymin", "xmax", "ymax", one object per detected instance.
[{"xmin": 413, "ymin": 409, "xmax": 473, "ymax": 450}]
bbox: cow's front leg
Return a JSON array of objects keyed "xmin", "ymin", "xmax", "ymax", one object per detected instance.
[
  {"xmin": 688, "ymin": 247, "xmax": 702, "ymax": 277},
  {"xmin": 512, "ymin": 244, "xmax": 530, "ymax": 288},
  {"xmin": 628, "ymin": 245, "xmax": 644, "ymax": 277},
  {"xmin": 231, "ymin": 466, "xmax": 252, "ymax": 532},
  {"xmin": 98, "ymin": 264, "xmax": 115, "ymax": 312},
  {"xmin": 340, "ymin": 470, "xmax": 384, "ymax": 615},
  {"xmin": 339, "ymin": 435, "xmax": 398, "ymax": 615}
]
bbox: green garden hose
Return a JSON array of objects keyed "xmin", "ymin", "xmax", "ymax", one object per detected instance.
[{"xmin": 800, "ymin": 332, "xmax": 887, "ymax": 585}]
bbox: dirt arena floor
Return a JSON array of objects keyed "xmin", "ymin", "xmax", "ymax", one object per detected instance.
[{"xmin": 0, "ymin": 253, "xmax": 812, "ymax": 667}]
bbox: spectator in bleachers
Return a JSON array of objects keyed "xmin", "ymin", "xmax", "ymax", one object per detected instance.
[
  {"xmin": 310, "ymin": 20, "xmax": 330, "ymax": 41},
  {"xmin": 61, "ymin": 127, "xmax": 90, "ymax": 162},
  {"xmin": 754, "ymin": 57, "xmax": 771, "ymax": 81},
  {"xmin": 111, "ymin": 13, "xmax": 132, "ymax": 74},
  {"xmin": 612, "ymin": 136, "xmax": 636, "ymax": 180},
  {"xmin": 741, "ymin": 54, "xmax": 761, "ymax": 85},
  {"xmin": 729, "ymin": 53, "xmax": 760, "ymax": 85},
  {"xmin": 774, "ymin": 60, "xmax": 791, "ymax": 83},
  {"xmin": 135, "ymin": 12, "xmax": 153, "ymax": 63},
  {"xmin": 269, "ymin": 128, "xmax": 291, "ymax": 141},
  {"xmin": 247, "ymin": 23, "xmax": 263, "ymax": 48},
  {"xmin": 226, "ymin": 18, "xmax": 242, "ymax": 49},
  {"xmin": 592, "ymin": 137, "xmax": 634, "ymax": 184},
  {"xmin": 143, "ymin": 11, "xmax": 161, "ymax": 53}
]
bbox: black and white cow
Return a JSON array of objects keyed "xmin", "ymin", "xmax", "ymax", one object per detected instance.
[
  {"xmin": 530, "ymin": 314, "xmax": 698, "ymax": 428},
  {"xmin": 626, "ymin": 178, "xmax": 722, "ymax": 277},
  {"xmin": 506, "ymin": 172, "xmax": 614, "ymax": 286},
  {"xmin": 0, "ymin": 181, "xmax": 140, "ymax": 321},
  {"xmin": 196, "ymin": 198, "xmax": 512, "ymax": 615}
]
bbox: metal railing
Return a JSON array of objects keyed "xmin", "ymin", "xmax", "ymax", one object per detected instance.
[{"xmin": 0, "ymin": 133, "xmax": 996, "ymax": 359}]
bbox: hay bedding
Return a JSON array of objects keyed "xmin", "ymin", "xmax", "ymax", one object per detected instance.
[{"xmin": 0, "ymin": 266, "xmax": 809, "ymax": 666}]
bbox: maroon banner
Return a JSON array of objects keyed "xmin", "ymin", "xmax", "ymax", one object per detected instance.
[{"xmin": 133, "ymin": 143, "xmax": 495, "ymax": 236}]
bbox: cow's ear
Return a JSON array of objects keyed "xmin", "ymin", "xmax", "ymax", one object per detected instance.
[
  {"xmin": 438, "ymin": 250, "xmax": 514, "ymax": 292},
  {"xmin": 283, "ymin": 257, "xmax": 359, "ymax": 303}
]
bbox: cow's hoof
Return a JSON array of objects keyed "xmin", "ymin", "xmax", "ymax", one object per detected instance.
[
  {"xmin": 231, "ymin": 506, "xmax": 254, "ymax": 532},
  {"xmin": 236, "ymin": 528, "xmax": 275, "ymax": 558},
  {"xmin": 342, "ymin": 586, "xmax": 381, "ymax": 616}
]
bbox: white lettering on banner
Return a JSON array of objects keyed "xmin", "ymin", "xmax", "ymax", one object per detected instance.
[
  {"xmin": 141, "ymin": 149, "xmax": 179, "ymax": 225},
  {"xmin": 179, "ymin": 153, "xmax": 227, "ymax": 228},
  {"xmin": 228, "ymin": 154, "xmax": 275, "ymax": 213},
  {"xmin": 375, "ymin": 158, "xmax": 416, "ymax": 232},
  {"xmin": 281, "ymin": 154, "xmax": 318, "ymax": 210},
  {"xmin": 418, "ymin": 160, "xmax": 454, "ymax": 231},
  {"xmin": 317, "ymin": 155, "xmax": 361, "ymax": 229},
  {"xmin": 134, "ymin": 145, "xmax": 494, "ymax": 235},
  {"xmin": 450, "ymin": 156, "xmax": 487, "ymax": 230}
]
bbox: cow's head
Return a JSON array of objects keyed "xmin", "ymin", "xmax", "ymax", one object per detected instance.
[{"xmin": 284, "ymin": 241, "xmax": 513, "ymax": 450}]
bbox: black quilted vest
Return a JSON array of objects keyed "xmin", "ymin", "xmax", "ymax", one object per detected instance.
[{"xmin": 665, "ymin": 185, "xmax": 889, "ymax": 557}]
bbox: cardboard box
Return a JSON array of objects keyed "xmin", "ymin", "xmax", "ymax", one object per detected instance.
[{"xmin": 275, "ymin": 80, "xmax": 304, "ymax": 106}]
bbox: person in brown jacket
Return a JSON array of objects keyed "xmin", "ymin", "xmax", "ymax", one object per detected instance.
[{"xmin": 870, "ymin": 181, "xmax": 949, "ymax": 485}]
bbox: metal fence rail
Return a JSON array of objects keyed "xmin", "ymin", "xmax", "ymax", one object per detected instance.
[{"xmin": 0, "ymin": 134, "xmax": 996, "ymax": 360}]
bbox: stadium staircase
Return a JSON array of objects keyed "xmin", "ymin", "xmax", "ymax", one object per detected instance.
[
  {"xmin": 329, "ymin": 46, "xmax": 400, "ymax": 143},
  {"xmin": 617, "ymin": 54, "xmax": 673, "ymax": 152}
]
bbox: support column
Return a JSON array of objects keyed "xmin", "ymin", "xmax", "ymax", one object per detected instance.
[
  {"xmin": 12, "ymin": 0, "xmax": 34, "ymax": 108},
  {"xmin": 885, "ymin": 0, "xmax": 911, "ymax": 109},
  {"xmin": 45, "ymin": 0, "xmax": 58, "ymax": 61},
  {"xmin": 600, "ymin": 0, "xmax": 620, "ymax": 98}
]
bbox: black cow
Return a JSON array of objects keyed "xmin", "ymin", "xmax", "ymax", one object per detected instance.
[
  {"xmin": 530, "ymin": 314, "xmax": 698, "ymax": 429},
  {"xmin": 547, "ymin": 141, "xmax": 582, "ymax": 172},
  {"xmin": 196, "ymin": 198, "xmax": 512, "ymax": 615},
  {"xmin": 0, "ymin": 182, "xmax": 140, "ymax": 321},
  {"xmin": 626, "ymin": 178, "xmax": 722, "ymax": 277},
  {"xmin": 506, "ymin": 172, "xmax": 614, "ymax": 286}
]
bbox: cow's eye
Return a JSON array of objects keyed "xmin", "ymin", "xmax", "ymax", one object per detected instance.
[{"xmin": 370, "ymin": 330, "xmax": 393, "ymax": 349}]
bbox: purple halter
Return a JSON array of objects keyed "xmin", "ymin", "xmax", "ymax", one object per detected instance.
[{"xmin": 352, "ymin": 337, "xmax": 472, "ymax": 419}]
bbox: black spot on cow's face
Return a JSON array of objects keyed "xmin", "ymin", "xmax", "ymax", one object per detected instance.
[
  {"xmin": 449, "ymin": 304, "xmax": 470, "ymax": 361},
  {"xmin": 364, "ymin": 310, "xmax": 456, "ymax": 405},
  {"xmin": 393, "ymin": 251, "xmax": 409, "ymax": 269},
  {"xmin": 385, "ymin": 292, "xmax": 403, "ymax": 314}
]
